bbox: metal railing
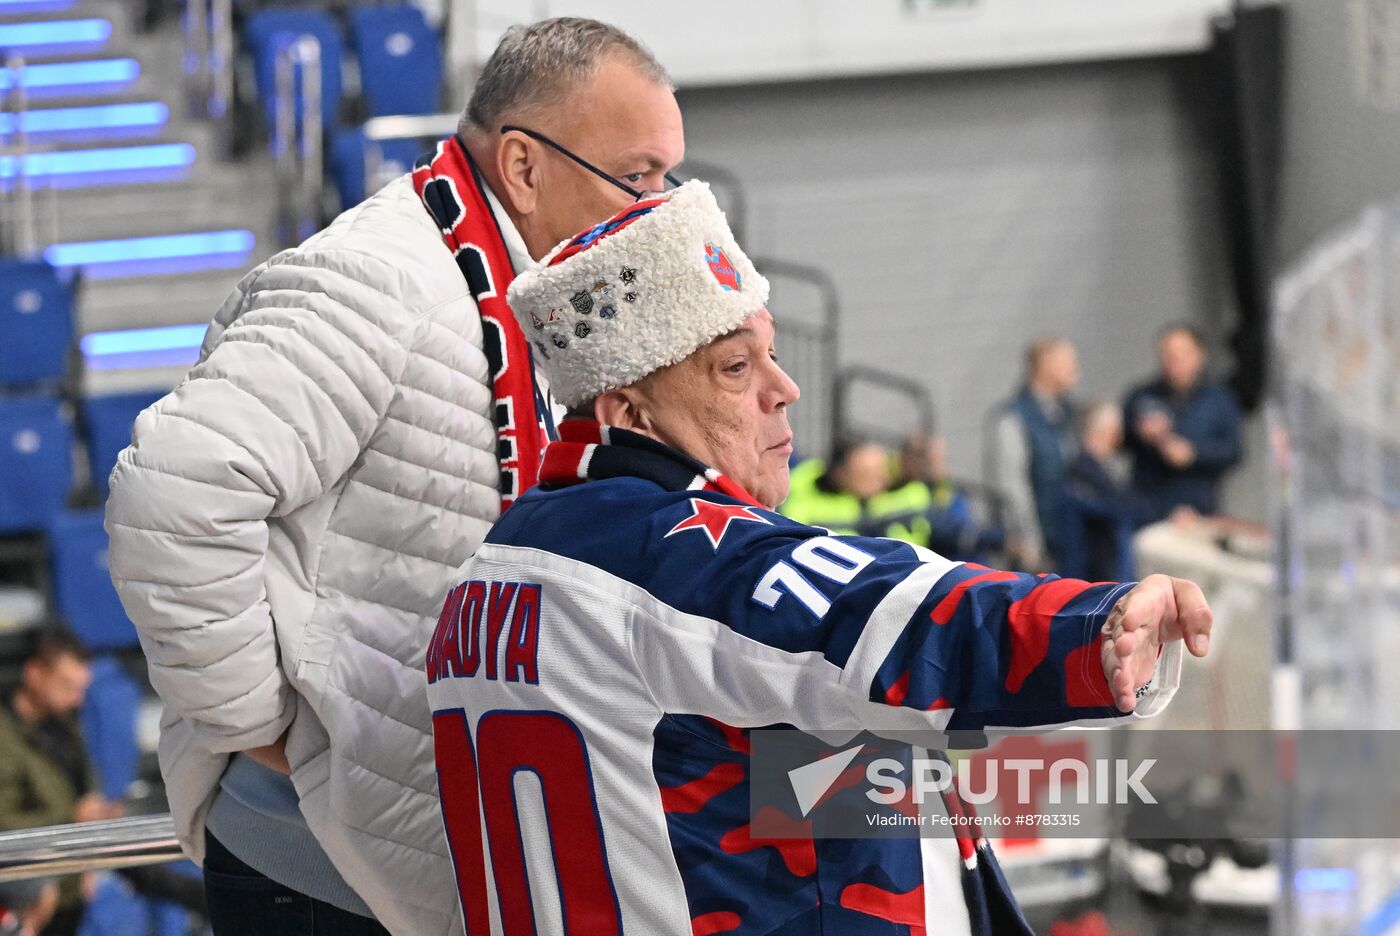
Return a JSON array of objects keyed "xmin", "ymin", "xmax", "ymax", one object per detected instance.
[
  {"xmin": 1, "ymin": 54, "xmax": 36, "ymax": 258},
  {"xmin": 273, "ymin": 35, "xmax": 323, "ymax": 247},
  {"xmin": 834, "ymin": 365, "xmax": 936, "ymax": 447},
  {"xmin": 209, "ymin": 0, "xmax": 233, "ymax": 127},
  {"xmin": 0, "ymin": 816, "xmax": 181, "ymax": 883},
  {"xmin": 363, "ymin": 112, "xmax": 459, "ymax": 143},
  {"xmin": 182, "ymin": 0, "xmax": 205, "ymax": 111},
  {"xmin": 183, "ymin": 0, "xmax": 233, "ymax": 130},
  {"xmin": 750, "ymin": 258, "xmax": 840, "ymax": 461},
  {"xmin": 440, "ymin": 0, "xmax": 481, "ymax": 114},
  {"xmin": 359, "ymin": 112, "xmax": 458, "ymax": 200}
]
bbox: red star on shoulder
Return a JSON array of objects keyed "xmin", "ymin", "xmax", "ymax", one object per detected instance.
[{"xmin": 665, "ymin": 497, "xmax": 771, "ymax": 549}]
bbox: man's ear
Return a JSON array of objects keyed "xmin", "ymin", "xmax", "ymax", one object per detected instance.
[
  {"xmin": 495, "ymin": 131, "xmax": 539, "ymax": 216},
  {"xmin": 594, "ymin": 387, "xmax": 651, "ymax": 431}
]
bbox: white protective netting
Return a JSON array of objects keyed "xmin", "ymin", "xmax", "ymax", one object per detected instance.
[
  {"xmin": 1352, "ymin": 0, "xmax": 1400, "ymax": 109},
  {"xmin": 1272, "ymin": 201, "xmax": 1400, "ymax": 936}
]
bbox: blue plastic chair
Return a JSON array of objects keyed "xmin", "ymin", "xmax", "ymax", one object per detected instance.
[
  {"xmin": 330, "ymin": 127, "xmax": 425, "ymax": 209},
  {"xmin": 82, "ymin": 390, "xmax": 162, "ymax": 495},
  {"xmin": 47, "ymin": 507, "xmax": 138, "ymax": 651},
  {"xmin": 81, "ymin": 655, "xmax": 140, "ymax": 800},
  {"xmin": 73, "ymin": 870, "xmax": 197, "ymax": 936},
  {"xmin": 0, "ymin": 395, "xmax": 72, "ymax": 535},
  {"xmin": 0, "ymin": 259, "xmax": 72, "ymax": 389},
  {"xmin": 244, "ymin": 7, "xmax": 344, "ymax": 130},
  {"xmin": 348, "ymin": 3, "xmax": 441, "ymax": 117},
  {"xmin": 76, "ymin": 873, "xmax": 148, "ymax": 936}
]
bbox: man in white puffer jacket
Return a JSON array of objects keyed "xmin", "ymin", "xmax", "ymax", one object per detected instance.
[{"xmin": 105, "ymin": 18, "xmax": 684, "ymax": 935}]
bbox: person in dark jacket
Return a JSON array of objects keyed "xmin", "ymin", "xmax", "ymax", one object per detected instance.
[
  {"xmin": 0, "ymin": 632, "xmax": 206, "ymax": 935},
  {"xmin": 1123, "ymin": 326, "xmax": 1243, "ymax": 521},
  {"xmin": 0, "ymin": 631, "xmax": 109, "ymax": 935},
  {"xmin": 989, "ymin": 338, "xmax": 1080, "ymax": 570},
  {"xmin": 1060, "ymin": 403, "xmax": 1153, "ymax": 582}
]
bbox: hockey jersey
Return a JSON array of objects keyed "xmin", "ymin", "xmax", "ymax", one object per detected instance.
[{"xmin": 425, "ymin": 421, "xmax": 1181, "ymax": 935}]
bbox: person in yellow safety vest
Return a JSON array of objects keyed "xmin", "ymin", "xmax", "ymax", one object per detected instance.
[
  {"xmin": 780, "ymin": 438, "xmax": 891, "ymax": 533},
  {"xmin": 867, "ymin": 431, "xmax": 1006, "ymax": 562}
]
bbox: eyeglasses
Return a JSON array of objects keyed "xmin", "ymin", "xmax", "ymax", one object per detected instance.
[{"xmin": 500, "ymin": 124, "xmax": 681, "ymax": 202}]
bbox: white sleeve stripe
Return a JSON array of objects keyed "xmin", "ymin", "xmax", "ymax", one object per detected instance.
[{"xmin": 839, "ymin": 553, "xmax": 962, "ymax": 697}]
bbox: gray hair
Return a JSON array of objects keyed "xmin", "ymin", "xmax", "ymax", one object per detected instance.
[
  {"xmin": 1079, "ymin": 400, "xmax": 1122, "ymax": 438},
  {"xmin": 462, "ymin": 17, "xmax": 671, "ymax": 136}
]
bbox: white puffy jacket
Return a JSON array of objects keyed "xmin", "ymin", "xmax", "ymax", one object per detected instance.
[{"xmin": 106, "ymin": 174, "xmax": 533, "ymax": 935}]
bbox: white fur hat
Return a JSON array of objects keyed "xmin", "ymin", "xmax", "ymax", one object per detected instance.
[{"xmin": 506, "ymin": 181, "xmax": 769, "ymax": 408}]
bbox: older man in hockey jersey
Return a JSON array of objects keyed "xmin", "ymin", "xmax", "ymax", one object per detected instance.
[{"xmin": 426, "ymin": 184, "xmax": 1213, "ymax": 934}]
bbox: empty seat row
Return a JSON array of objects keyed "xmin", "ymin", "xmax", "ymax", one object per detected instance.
[
  {"xmin": 244, "ymin": 3, "xmax": 442, "ymax": 130},
  {"xmin": 0, "ymin": 389, "xmax": 163, "ymax": 535},
  {"xmin": 330, "ymin": 128, "xmax": 422, "ymax": 210},
  {"xmin": 1, "ymin": 392, "xmax": 154, "ymax": 655},
  {"xmin": 50, "ymin": 506, "xmax": 138, "ymax": 652},
  {"xmin": 1, "ymin": 258, "xmax": 72, "ymax": 389}
]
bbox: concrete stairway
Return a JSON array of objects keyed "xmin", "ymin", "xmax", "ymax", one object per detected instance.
[{"xmin": 2, "ymin": 0, "xmax": 281, "ymax": 393}]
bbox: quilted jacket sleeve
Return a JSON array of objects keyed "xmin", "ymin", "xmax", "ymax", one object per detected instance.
[{"xmin": 105, "ymin": 249, "xmax": 410, "ymax": 753}]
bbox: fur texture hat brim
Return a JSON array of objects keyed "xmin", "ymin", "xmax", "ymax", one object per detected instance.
[{"xmin": 506, "ymin": 181, "xmax": 768, "ymax": 408}]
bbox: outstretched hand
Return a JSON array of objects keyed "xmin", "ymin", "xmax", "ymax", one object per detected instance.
[{"xmin": 1100, "ymin": 574, "xmax": 1212, "ymax": 712}]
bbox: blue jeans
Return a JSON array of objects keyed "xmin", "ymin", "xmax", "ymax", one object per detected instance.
[{"xmin": 202, "ymin": 831, "xmax": 389, "ymax": 936}]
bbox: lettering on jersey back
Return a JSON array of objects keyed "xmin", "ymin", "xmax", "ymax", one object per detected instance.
[{"xmin": 428, "ymin": 579, "xmax": 542, "ymax": 685}]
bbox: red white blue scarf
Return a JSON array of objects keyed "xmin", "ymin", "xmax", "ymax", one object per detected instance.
[
  {"xmin": 539, "ymin": 419, "xmax": 762, "ymax": 506},
  {"xmin": 413, "ymin": 135, "xmax": 553, "ymax": 511}
]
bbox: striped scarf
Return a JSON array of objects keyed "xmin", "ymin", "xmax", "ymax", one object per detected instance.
[
  {"xmin": 539, "ymin": 419, "xmax": 761, "ymax": 506},
  {"xmin": 413, "ymin": 135, "xmax": 553, "ymax": 511}
]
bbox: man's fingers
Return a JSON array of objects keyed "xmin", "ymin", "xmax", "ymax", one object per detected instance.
[
  {"xmin": 1114, "ymin": 628, "xmax": 1143, "ymax": 661},
  {"xmin": 1102, "ymin": 574, "xmax": 1211, "ymax": 709},
  {"xmin": 1111, "ymin": 664, "xmax": 1137, "ymax": 712},
  {"xmin": 1114, "ymin": 570, "xmax": 1170, "ymax": 635},
  {"xmin": 1171, "ymin": 577, "xmax": 1213, "ymax": 657}
]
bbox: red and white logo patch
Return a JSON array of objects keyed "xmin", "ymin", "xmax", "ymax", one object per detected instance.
[{"xmin": 703, "ymin": 243, "xmax": 742, "ymax": 292}]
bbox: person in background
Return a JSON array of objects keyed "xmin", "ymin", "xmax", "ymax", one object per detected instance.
[
  {"xmin": 0, "ymin": 878, "xmax": 57, "ymax": 936},
  {"xmin": 869, "ymin": 431, "xmax": 1005, "ymax": 562},
  {"xmin": 0, "ymin": 632, "xmax": 118, "ymax": 935},
  {"xmin": 781, "ymin": 437, "xmax": 891, "ymax": 533},
  {"xmin": 1060, "ymin": 403, "xmax": 1149, "ymax": 582},
  {"xmin": 0, "ymin": 632, "xmax": 207, "ymax": 935},
  {"xmin": 1123, "ymin": 325, "xmax": 1243, "ymax": 521},
  {"xmin": 988, "ymin": 337, "xmax": 1080, "ymax": 570},
  {"xmin": 105, "ymin": 18, "xmax": 685, "ymax": 935}
]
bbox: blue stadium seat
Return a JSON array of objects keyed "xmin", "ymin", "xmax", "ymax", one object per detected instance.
[
  {"xmin": 77, "ymin": 873, "xmax": 147, "ymax": 936},
  {"xmin": 83, "ymin": 390, "xmax": 163, "ymax": 495},
  {"xmin": 348, "ymin": 3, "xmax": 441, "ymax": 117},
  {"xmin": 0, "ymin": 396, "xmax": 73, "ymax": 535},
  {"xmin": 331, "ymin": 127, "xmax": 424, "ymax": 209},
  {"xmin": 244, "ymin": 7, "xmax": 343, "ymax": 129},
  {"xmin": 0, "ymin": 259, "xmax": 72, "ymax": 389},
  {"xmin": 81, "ymin": 655, "xmax": 139, "ymax": 800},
  {"xmin": 48, "ymin": 507, "xmax": 137, "ymax": 651}
]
